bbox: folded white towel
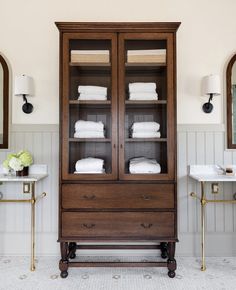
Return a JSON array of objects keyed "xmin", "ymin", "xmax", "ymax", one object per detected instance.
[
  {"xmin": 129, "ymin": 83, "xmax": 156, "ymax": 93},
  {"xmin": 74, "ymin": 131, "xmax": 105, "ymax": 138},
  {"xmin": 129, "ymin": 157, "xmax": 161, "ymax": 174},
  {"xmin": 127, "ymin": 49, "xmax": 166, "ymax": 56},
  {"xmin": 129, "ymin": 92, "xmax": 158, "ymax": 100},
  {"xmin": 131, "ymin": 132, "xmax": 161, "ymax": 138},
  {"xmin": 74, "ymin": 169, "xmax": 105, "ymax": 174},
  {"xmin": 78, "ymin": 85, "xmax": 107, "ymax": 95},
  {"xmin": 78, "ymin": 93, "xmax": 107, "ymax": 101},
  {"xmin": 75, "ymin": 120, "xmax": 104, "ymax": 132},
  {"xmin": 131, "ymin": 122, "xmax": 160, "ymax": 132},
  {"xmin": 75, "ymin": 157, "xmax": 104, "ymax": 173}
]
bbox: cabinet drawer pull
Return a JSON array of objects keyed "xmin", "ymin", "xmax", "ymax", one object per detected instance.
[
  {"xmin": 83, "ymin": 194, "xmax": 96, "ymax": 200},
  {"xmin": 142, "ymin": 195, "xmax": 151, "ymax": 201},
  {"xmin": 82, "ymin": 223, "xmax": 95, "ymax": 229},
  {"xmin": 141, "ymin": 223, "xmax": 153, "ymax": 229}
]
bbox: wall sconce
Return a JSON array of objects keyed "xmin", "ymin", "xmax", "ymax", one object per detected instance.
[
  {"xmin": 14, "ymin": 75, "xmax": 34, "ymax": 114},
  {"xmin": 202, "ymin": 74, "xmax": 220, "ymax": 113}
]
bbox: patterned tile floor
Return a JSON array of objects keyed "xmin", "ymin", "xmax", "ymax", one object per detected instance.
[{"xmin": 0, "ymin": 256, "xmax": 236, "ymax": 290}]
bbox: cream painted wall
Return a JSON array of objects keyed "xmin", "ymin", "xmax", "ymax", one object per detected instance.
[{"xmin": 0, "ymin": 0, "xmax": 236, "ymax": 124}]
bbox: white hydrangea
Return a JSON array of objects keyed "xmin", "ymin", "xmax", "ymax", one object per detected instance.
[{"xmin": 8, "ymin": 157, "xmax": 24, "ymax": 171}]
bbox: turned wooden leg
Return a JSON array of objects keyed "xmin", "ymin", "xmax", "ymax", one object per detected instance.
[
  {"xmin": 160, "ymin": 242, "xmax": 168, "ymax": 259},
  {"xmin": 68, "ymin": 242, "xmax": 77, "ymax": 259},
  {"xmin": 59, "ymin": 242, "xmax": 69, "ymax": 278},
  {"xmin": 167, "ymin": 242, "xmax": 176, "ymax": 278}
]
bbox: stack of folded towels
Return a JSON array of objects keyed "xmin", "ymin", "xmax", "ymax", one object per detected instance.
[
  {"xmin": 128, "ymin": 82, "xmax": 158, "ymax": 101},
  {"xmin": 129, "ymin": 157, "xmax": 161, "ymax": 174},
  {"xmin": 78, "ymin": 85, "xmax": 107, "ymax": 101},
  {"xmin": 74, "ymin": 120, "xmax": 105, "ymax": 138},
  {"xmin": 131, "ymin": 122, "xmax": 161, "ymax": 138},
  {"xmin": 75, "ymin": 157, "xmax": 105, "ymax": 174}
]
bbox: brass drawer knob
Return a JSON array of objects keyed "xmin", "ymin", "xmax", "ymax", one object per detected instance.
[
  {"xmin": 83, "ymin": 194, "xmax": 96, "ymax": 200},
  {"xmin": 141, "ymin": 223, "xmax": 153, "ymax": 229},
  {"xmin": 82, "ymin": 223, "xmax": 95, "ymax": 229},
  {"xmin": 142, "ymin": 195, "xmax": 151, "ymax": 201}
]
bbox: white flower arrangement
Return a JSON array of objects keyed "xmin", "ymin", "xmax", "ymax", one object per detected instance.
[{"xmin": 3, "ymin": 150, "xmax": 33, "ymax": 172}]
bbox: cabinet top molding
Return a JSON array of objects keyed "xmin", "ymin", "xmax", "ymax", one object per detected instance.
[{"xmin": 55, "ymin": 22, "xmax": 181, "ymax": 33}]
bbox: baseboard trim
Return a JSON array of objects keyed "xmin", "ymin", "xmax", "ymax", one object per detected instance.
[
  {"xmin": 1, "ymin": 232, "xmax": 236, "ymax": 257},
  {"xmin": 178, "ymin": 233, "xmax": 236, "ymax": 256}
]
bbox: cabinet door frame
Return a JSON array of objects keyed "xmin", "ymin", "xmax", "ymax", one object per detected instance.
[
  {"xmin": 61, "ymin": 32, "xmax": 118, "ymax": 181},
  {"xmin": 118, "ymin": 32, "xmax": 176, "ymax": 181}
]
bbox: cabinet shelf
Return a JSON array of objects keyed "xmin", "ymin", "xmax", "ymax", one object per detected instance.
[
  {"xmin": 125, "ymin": 138, "xmax": 167, "ymax": 142},
  {"xmin": 125, "ymin": 62, "xmax": 166, "ymax": 72},
  {"xmin": 69, "ymin": 100, "xmax": 111, "ymax": 106},
  {"xmin": 125, "ymin": 100, "xmax": 167, "ymax": 105},
  {"xmin": 125, "ymin": 62, "xmax": 166, "ymax": 67},
  {"xmin": 69, "ymin": 62, "xmax": 111, "ymax": 70},
  {"xmin": 69, "ymin": 138, "xmax": 111, "ymax": 143}
]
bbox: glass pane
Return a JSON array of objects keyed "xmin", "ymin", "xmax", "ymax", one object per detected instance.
[
  {"xmin": 232, "ymin": 62, "xmax": 236, "ymax": 144},
  {"xmin": 124, "ymin": 39, "xmax": 167, "ymax": 175},
  {"xmin": 68, "ymin": 39, "xmax": 112, "ymax": 175},
  {"xmin": 0, "ymin": 63, "xmax": 3, "ymax": 144}
]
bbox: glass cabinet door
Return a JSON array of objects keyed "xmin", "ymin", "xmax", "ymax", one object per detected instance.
[
  {"xmin": 118, "ymin": 33, "xmax": 175, "ymax": 181},
  {"xmin": 61, "ymin": 33, "xmax": 118, "ymax": 180}
]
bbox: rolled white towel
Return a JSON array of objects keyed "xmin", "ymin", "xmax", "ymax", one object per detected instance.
[
  {"xmin": 129, "ymin": 92, "xmax": 158, "ymax": 100},
  {"xmin": 78, "ymin": 85, "xmax": 107, "ymax": 95},
  {"xmin": 129, "ymin": 82, "xmax": 156, "ymax": 93},
  {"xmin": 131, "ymin": 131, "xmax": 161, "ymax": 138},
  {"xmin": 75, "ymin": 157, "xmax": 104, "ymax": 173},
  {"xmin": 129, "ymin": 157, "xmax": 161, "ymax": 174},
  {"xmin": 78, "ymin": 93, "xmax": 107, "ymax": 101},
  {"xmin": 131, "ymin": 122, "xmax": 160, "ymax": 132},
  {"xmin": 75, "ymin": 120, "xmax": 104, "ymax": 132},
  {"xmin": 74, "ymin": 131, "xmax": 105, "ymax": 138}
]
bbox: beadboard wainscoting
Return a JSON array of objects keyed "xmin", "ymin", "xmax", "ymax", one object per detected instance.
[{"xmin": 0, "ymin": 124, "xmax": 235, "ymax": 256}]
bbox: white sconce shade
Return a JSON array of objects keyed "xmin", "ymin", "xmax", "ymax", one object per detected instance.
[
  {"xmin": 14, "ymin": 75, "xmax": 34, "ymax": 96},
  {"xmin": 202, "ymin": 74, "xmax": 221, "ymax": 113},
  {"xmin": 203, "ymin": 74, "xmax": 220, "ymax": 96},
  {"xmin": 14, "ymin": 75, "xmax": 34, "ymax": 114}
]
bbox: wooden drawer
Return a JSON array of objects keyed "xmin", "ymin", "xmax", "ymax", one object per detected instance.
[
  {"xmin": 62, "ymin": 212, "xmax": 175, "ymax": 238},
  {"xmin": 62, "ymin": 184, "xmax": 174, "ymax": 210}
]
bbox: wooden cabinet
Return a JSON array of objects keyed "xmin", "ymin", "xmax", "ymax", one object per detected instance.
[{"xmin": 56, "ymin": 22, "xmax": 180, "ymax": 279}]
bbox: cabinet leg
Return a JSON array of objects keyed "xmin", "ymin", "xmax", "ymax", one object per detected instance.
[
  {"xmin": 167, "ymin": 242, "xmax": 176, "ymax": 278},
  {"xmin": 59, "ymin": 242, "xmax": 69, "ymax": 278},
  {"xmin": 160, "ymin": 242, "xmax": 168, "ymax": 259},
  {"xmin": 69, "ymin": 242, "xmax": 77, "ymax": 259}
]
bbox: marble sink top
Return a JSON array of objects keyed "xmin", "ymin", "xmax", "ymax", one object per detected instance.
[{"xmin": 189, "ymin": 165, "xmax": 236, "ymax": 182}]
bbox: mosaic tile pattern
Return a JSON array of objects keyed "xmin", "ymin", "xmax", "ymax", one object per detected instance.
[{"xmin": 0, "ymin": 256, "xmax": 236, "ymax": 290}]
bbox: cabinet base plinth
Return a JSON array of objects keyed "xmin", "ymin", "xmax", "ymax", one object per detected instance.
[{"xmin": 59, "ymin": 241, "xmax": 177, "ymax": 278}]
